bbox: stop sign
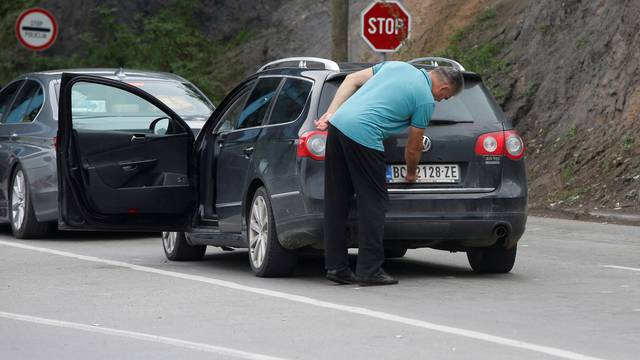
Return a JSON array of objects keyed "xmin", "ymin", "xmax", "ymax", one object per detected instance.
[{"xmin": 361, "ymin": 1, "xmax": 411, "ymax": 52}]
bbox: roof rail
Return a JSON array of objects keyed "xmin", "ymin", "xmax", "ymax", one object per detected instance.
[
  {"xmin": 257, "ymin": 57, "xmax": 340, "ymax": 73},
  {"xmin": 408, "ymin": 57, "xmax": 466, "ymax": 71}
]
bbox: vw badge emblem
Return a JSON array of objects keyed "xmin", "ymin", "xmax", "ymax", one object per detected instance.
[{"xmin": 422, "ymin": 136, "xmax": 432, "ymax": 152}]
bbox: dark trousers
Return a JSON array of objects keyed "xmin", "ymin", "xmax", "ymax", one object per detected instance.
[{"xmin": 324, "ymin": 124, "xmax": 388, "ymax": 278}]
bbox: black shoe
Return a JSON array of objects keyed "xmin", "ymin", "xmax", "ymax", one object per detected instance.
[
  {"xmin": 326, "ymin": 267, "xmax": 358, "ymax": 285},
  {"xmin": 357, "ymin": 270, "xmax": 399, "ymax": 286}
]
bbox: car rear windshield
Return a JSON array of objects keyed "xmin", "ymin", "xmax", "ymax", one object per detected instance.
[
  {"xmin": 319, "ymin": 77, "xmax": 504, "ymax": 125},
  {"xmin": 56, "ymin": 79, "xmax": 214, "ymax": 118}
]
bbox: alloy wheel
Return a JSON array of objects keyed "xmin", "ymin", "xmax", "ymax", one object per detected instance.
[
  {"xmin": 249, "ymin": 195, "xmax": 269, "ymax": 269},
  {"xmin": 162, "ymin": 232, "xmax": 177, "ymax": 254},
  {"xmin": 11, "ymin": 170, "xmax": 26, "ymax": 231}
]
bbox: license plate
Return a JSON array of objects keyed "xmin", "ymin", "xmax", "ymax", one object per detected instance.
[{"xmin": 386, "ymin": 164, "xmax": 460, "ymax": 183}]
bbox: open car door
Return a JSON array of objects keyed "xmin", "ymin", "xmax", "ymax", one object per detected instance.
[{"xmin": 57, "ymin": 73, "xmax": 197, "ymax": 231}]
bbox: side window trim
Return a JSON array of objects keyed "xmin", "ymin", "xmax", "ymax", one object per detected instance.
[
  {"xmin": 62, "ymin": 75, "xmax": 191, "ymax": 135},
  {"xmin": 234, "ymin": 76, "xmax": 283, "ymax": 131},
  {"xmin": 211, "ymin": 83, "xmax": 254, "ymax": 134},
  {"xmin": 264, "ymin": 76, "xmax": 314, "ymax": 127}
]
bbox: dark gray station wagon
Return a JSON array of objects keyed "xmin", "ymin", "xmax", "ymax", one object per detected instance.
[{"xmin": 56, "ymin": 57, "xmax": 527, "ymax": 277}]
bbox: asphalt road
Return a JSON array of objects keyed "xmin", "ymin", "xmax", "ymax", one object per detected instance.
[{"xmin": 0, "ymin": 216, "xmax": 638, "ymax": 360}]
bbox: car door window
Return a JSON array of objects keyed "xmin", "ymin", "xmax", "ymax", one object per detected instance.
[
  {"xmin": 268, "ymin": 78, "xmax": 312, "ymax": 125},
  {"xmin": 0, "ymin": 81, "xmax": 25, "ymax": 123},
  {"xmin": 70, "ymin": 82, "xmax": 182, "ymax": 133},
  {"xmin": 214, "ymin": 89, "xmax": 252, "ymax": 133},
  {"xmin": 3, "ymin": 80, "xmax": 44, "ymax": 124},
  {"xmin": 236, "ymin": 77, "xmax": 282, "ymax": 130}
]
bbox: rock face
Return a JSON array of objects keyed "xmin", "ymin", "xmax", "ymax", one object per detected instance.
[
  {"xmin": 385, "ymin": 0, "xmax": 640, "ymax": 213},
  {"xmin": 495, "ymin": 0, "xmax": 640, "ymax": 212}
]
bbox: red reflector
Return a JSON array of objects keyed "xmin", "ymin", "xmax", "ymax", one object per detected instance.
[
  {"xmin": 127, "ymin": 208, "xmax": 139, "ymax": 214},
  {"xmin": 297, "ymin": 131, "xmax": 327, "ymax": 160},
  {"xmin": 504, "ymin": 130, "xmax": 525, "ymax": 160}
]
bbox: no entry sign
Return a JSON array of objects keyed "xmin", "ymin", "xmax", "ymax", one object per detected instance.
[
  {"xmin": 361, "ymin": 1, "xmax": 411, "ymax": 53},
  {"xmin": 15, "ymin": 8, "xmax": 58, "ymax": 51}
]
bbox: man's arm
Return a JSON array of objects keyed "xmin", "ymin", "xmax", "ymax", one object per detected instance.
[
  {"xmin": 405, "ymin": 126, "xmax": 425, "ymax": 183},
  {"xmin": 315, "ymin": 67, "xmax": 374, "ymax": 130}
]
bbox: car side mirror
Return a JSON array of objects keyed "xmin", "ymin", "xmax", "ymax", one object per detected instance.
[{"xmin": 149, "ymin": 117, "xmax": 170, "ymax": 135}]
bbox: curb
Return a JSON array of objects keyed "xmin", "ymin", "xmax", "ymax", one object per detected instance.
[{"xmin": 529, "ymin": 207, "xmax": 640, "ymax": 227}]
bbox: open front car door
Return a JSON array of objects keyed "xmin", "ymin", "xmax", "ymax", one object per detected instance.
[{"xmin": 57, "ymin": 73, "xmax": 196, "ymax": 231}]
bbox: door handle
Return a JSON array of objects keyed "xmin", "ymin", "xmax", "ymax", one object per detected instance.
[
  {"xmin": 131, "ymin": 134, "xmax": 146, "ymax": 143},
  {"xmin": 243, "ymin": 147, "xmax": 255, "ymax": 158},
  {"xmin": 9, "ymin": 133, "xmax": 19, "ymax": 141},
  {"xmin": 119, "ymin": 159, "xmax": 157, "ymax": 172}
]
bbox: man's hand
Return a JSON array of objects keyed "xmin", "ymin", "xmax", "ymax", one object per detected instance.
[
  {"xmin": 315, "ymin": 112, "xmax": 332, "ymax": 130},
  {"xmin": 405, "ymin": 170, "xmax": 418, "ymax": 183},
  {"xmin": 404, "ymin": 126, "xmax": 425, "ymax": 183}
]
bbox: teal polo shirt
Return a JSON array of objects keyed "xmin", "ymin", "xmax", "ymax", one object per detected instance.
[{"xmin": 329, "ymin": 61, "xmax": 435, "ymax": 152}]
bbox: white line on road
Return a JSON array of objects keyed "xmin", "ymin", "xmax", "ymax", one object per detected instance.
[
  {"xmin": 0, "ymin": 311, "xmax": 287, "ymax": 360},
  {"xmin": 0, "ymin": 240, "xmax": 605, "ymax": 360},
  {"xmin": 600, "ymin": 265, "xmax": 640, "ymax": 272}
]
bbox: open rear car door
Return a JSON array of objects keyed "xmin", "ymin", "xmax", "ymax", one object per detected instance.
[{"xmin": 57, "ymin": 73, "xmax": 196, "ymax": 231}]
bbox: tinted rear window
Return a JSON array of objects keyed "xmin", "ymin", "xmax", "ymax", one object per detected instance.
[
  {"xmin": 432, "ymin": 81, "xmax": 503, "ymax": 124},
  {"xmin": 319, "ymin": 77, "xmax": 504, "ymax": 124}
]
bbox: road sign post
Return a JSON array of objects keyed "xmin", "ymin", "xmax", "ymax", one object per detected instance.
[
  {"xmin": 15, "ymin": 8, "xmax": 58, "ymax": 51},
  {"xmin": 361, "ymin": 1, "xmax": 411, "ymax": 59}
]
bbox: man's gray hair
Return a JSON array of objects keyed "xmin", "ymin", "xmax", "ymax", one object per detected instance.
[{"xmin": 432, "ymin": 67, "xmax": 464, "ymax": 94}]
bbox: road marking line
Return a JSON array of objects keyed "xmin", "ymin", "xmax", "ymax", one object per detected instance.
[
  {"xmin": 0, "ymin": 240, "xmax": 604, "ymax": 360},
  {"xmin": 0, "ymin": 311, "xmax": 287, "ymax": 360},
  {"xmin": 601, "ymin": 265, "xmax": 640, "ymax": 272}
]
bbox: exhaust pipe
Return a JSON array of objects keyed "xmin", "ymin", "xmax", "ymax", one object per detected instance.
[{"xmin": 493, "ymin": 224, "xmax": 508, "ymax": 240}]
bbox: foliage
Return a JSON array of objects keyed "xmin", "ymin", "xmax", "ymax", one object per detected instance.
[
  {"xmin": 621, "ymin": 135, "xmax": 635, "ymax": 151},
  {"xmin": 435, "ymin": 6, "xmax": 509, "ymax": 103},
  {"xmin": 566, "ymin": 125, "xmax": 577, "ymax": 140},
  {"xmin": 0, "ymin": 0, "xmax": 250, "ymax": 102},
  {"xmin": 477, "ymin": 7, "xmax": 497, "ymax": 22}
]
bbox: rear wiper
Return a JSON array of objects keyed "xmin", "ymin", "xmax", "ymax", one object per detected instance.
[{"xmin": 429, "ymin": 119, "xmax": 474, "ymax": 125}]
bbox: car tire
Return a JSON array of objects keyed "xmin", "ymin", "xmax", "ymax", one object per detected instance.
[
  {"xmin": 247, "ymin": 187, "xmax": 297, "ymax": 277},
  {"xmin": 162, "ymin": 231, "xmax": 206, "ymax": 261},
  {"xmin": 9, "ymin": 165, "xmax": 55, "ymax": 239},
  {"xmin": 384, "ymin": 247, "xmax": 407, "ymax": 258},
  {"xmin": 467, "ymin": 244, "xmax": 517, "ymax": 273}
]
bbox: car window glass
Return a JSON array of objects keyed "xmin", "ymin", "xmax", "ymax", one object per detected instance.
[
  {"xmin": 236, "ymin": 77, "xmax": 281, "ymax": 129},
  {"xmin": 125, "ymin": 80, "xmax": 214, "ymax": 118},
  {"xmin": 214, "ymin": 89, "xmax": 251, "ymax": 133},
  {"xmin": 269, "ymin": 78, "xmax": 312, "ymax": 125},
  {"xmin": 0, "ymin": 81, "xmax": 25, "ymax": 123},
  {"xmin": 3, "ymin": 80, "xmax": 44, "ymax": 124},
  {"xmin": 319, "ymin": 77, "xmax": 503, "ymax": 124},
  {"xmin": 70, "ymin": 81, "xmax": 183, "ymax": 133},
  {"xmin": 431, "ymin": 81, "xmax": 502, "ymax": 123}
]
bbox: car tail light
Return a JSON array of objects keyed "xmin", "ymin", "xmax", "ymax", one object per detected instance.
[
  {"xmin": 53, "ymin": 136, "xmax": 57, "ymax": 150},
  {"xmin": 297, "ymin": 131, "xmax": 327, "ymax": 160},
  {"xmin": 504, "ymin": 130, "xmax": 525, "ymax": 160},
  {"xmin": 475, "ymin": 130, "xmax": 525, "ymax": 160}
]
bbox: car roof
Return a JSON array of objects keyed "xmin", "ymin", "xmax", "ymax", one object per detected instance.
[
  {"xmin": 255, "ymin": 59, "xmax": 481, "ymax": 82},
  {"xmin": 27, "ymin": 68, "xmax": 190, "ymax": 83}
]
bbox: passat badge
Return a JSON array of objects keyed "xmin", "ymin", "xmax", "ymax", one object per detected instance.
[{"xmin": 422, "ymin": 136, "xmax": 432, "ymax": 152}]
